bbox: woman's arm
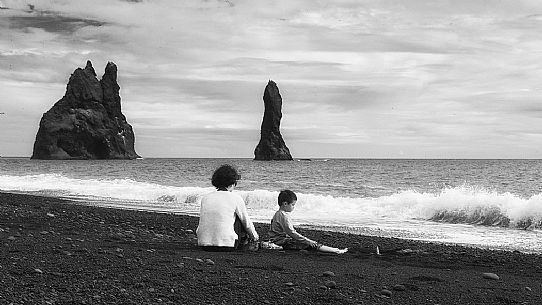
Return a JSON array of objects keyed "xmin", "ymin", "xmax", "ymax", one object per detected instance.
[{"xmin": 235, "ymin": 197, "xmax": 259, "ymax": 241}]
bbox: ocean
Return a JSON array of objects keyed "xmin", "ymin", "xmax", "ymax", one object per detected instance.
[{"xmin": 1, "ymin": 158, "xmax": 541, "ymax": 253}]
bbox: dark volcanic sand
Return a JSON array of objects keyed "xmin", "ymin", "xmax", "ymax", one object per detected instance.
[{"xmin": 0, "ymin": 192, "xmax": 541, "ymax": 304}]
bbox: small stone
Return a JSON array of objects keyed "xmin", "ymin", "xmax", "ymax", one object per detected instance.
[
  {"xmin": 285, "ymin": 282, "xmax": 295, "ymax": 287},
  {"xmin": 324, "ymin": 280, "xmax": 337, "ymax": 289},
  {"xmin": 46, "ymin": 213, "xmax": 55, "ymax": 217},
  {"xmin": 204, "ymin": 259, "xmax": 215, "ymax": 265},
  {"xmin": 195, "ymin": 258, "xmax": 204, "ymax": 263},
  {"xmin": 482, "ymin": 273, "xmax": 500, "ymax": 280},
  {"xmin": 34, "ymin": 268, "xmax": 43, "ymax": 274},
  {"xmin": 185, "ymin": 229, "xmax": 194, "ymax": 234},
  {"xmin": 359, "ymin": 289, "xmax": 367, "ymax": 293},
  {"xmin": 40, "ymin": 231, "xmax": 49, "ymax": 235},
  {"xmin": 148, "ymin": 288, "xmax": 155, "ymax": 292},
  {"xmin": 393, "ymin": 284, "xmax": 406, "ymax": 291},
  {"xmin": 381, "ymin": 289, "xmax": 393, "ymax": 297},
  {"xmin": 319, "ymin": 285, "xmax": 328, "ymax": 290},
  {"xmin": 322, "ymin": 271, "xmax": 336, "ymax": 277},
  {"xmin": 7, "ymin": 236, "xmax": 16, "ymax": 240},
  {"xmin": 525, "ymin": 287, "xmax": 532, "ymax": 292}
]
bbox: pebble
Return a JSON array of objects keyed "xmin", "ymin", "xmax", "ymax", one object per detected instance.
[
  {"xmin": 380, "ymin": 289, "xmax": 393, "ymax": 297},
  {"xmin": 204, "ymin": 259, "xmax": 215, "ymax": 265},
  {"xmin": 324, "ymin": 280, "xmax": 337, "ymax": 289},
  {"xmin": 393, "ymin": 284, "xmax": 406, "ymax": 291},
  {"xmin": 7, "ymin": 236, "xmax": 16, "ymax": 241},
  {"xmin": 40, "ymin": 231, "xmax": 49, "ymax": 235},
  {"xmin": 525, "ymin": 287, "xmax": 532, "ymax": 292},
  {"xmin": 34, "ymin": 268, "xmax": 43, "ymax": 274},
  {"xmin": 46, "ymin": 213, "xmax": 55, "ymax": 217},
  {"xmin": 318, "ymin": 285, "xmax": 328, "ymax": 290},
  {"xmin": 285, "ymin": 282, "xmax": 295, "ymax": 287},
  {"xmin": 195, "ymin": 258, "xmax": 204, "ymax": 263},
  {"xmin": 322, "ymin": 271, "xmax": 336, "ymax": 277},
  {"xmin": 482, "ymin": 272, "xmax": 500, "ymax": 280},
  {"xmin": 185, "ymin": 229, "xmax": 194, "ymax": 234},
  {"xmin": 148, "ymin": 288, "xmax": 155, "ymax": 292}
]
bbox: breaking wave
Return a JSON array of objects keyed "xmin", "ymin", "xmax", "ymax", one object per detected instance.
[{"xmin": 1, "ymin": 174, "xmax": 542, "ymax": 229}]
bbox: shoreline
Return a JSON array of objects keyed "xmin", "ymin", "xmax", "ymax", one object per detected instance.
[
  {"xmin": 1, "ymin": 191, "xmax": 540, "ymax": 304},
  {"xmin": 58, "ymin": 194, "xmax": 542, "ymax": 255}
]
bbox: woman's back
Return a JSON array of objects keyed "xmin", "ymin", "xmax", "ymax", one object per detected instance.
[{"xmin": 197, "ymin": 191, "xmax": 243, "ymax": 247}]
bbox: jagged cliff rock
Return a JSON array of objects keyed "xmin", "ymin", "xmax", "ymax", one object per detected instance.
[
  {"xmin": 254, "ymin": 80, "xmax": 293, "ymax": 161},
  {"xmin": 31, "ymin": 61, "xmax": 140, "ymax": 160}
]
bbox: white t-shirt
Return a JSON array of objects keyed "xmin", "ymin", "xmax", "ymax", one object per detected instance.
[{"xmin": 196, "ymin": 190, "xmax": 259, "ymax": 247}]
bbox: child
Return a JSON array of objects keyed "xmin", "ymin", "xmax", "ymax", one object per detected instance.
[{"xmin": 269, "ymin": 190, "xmax": 348, "ymax": 254}]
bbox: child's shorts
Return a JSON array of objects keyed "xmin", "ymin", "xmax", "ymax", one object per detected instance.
[{"xmin": 280, "ymin": 239, "xmax": 322, "ymax": 251}]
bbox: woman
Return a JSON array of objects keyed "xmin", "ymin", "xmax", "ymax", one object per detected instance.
[{"xmin": 196, "ymin": 164, "xmax": 259, "ymax": 251}]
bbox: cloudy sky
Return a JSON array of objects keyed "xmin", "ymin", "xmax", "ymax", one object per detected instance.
[{"xmin": 2, "ymin": 0, "xmax": 542, "ymax": 158}]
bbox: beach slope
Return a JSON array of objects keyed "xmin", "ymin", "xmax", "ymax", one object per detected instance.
[{"xmin": 1, "ymin": 192, "xmax": 540, "ymax": 304}]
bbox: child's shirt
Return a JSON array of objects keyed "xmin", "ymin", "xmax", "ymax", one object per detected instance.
[{"xmin": 269, "ymin": 210, "xmax": 316, "ymax": 245}]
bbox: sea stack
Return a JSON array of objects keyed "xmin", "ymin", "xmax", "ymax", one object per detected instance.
[
  {"xmin": 31, "ymin": 61, "xmax": 140, "ymax": 160},
  {"xmin": 254, "ymin": 80, "xmax": 293, "ymax": 161}
]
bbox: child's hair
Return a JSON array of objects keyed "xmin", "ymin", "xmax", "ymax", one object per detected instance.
[
  {"xmin": 211, "ymin": 164, "xmax": 241, "ymax": 189},
  {"xmin": 278, "ymin": 189, "xmax": 297, "ymax": 206}
]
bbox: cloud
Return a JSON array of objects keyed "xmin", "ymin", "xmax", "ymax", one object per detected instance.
[
  {"xmin": 7, "ymin": 10, "xmax": 106, "ymax": 34},
  {"xmin": 2, "ymin": 0, "xmax": 542, "ymax": 157}
]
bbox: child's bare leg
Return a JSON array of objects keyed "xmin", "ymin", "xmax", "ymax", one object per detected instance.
[{"xmin": 318, "ymin": 245, "xmax": 348, "ymax": 254}]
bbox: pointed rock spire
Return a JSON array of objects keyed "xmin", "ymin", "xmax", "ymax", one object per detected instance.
[
  {"xmin": 84, "ymin": 60, "xmax": 97, "ymax": 77},
  {"xmin": 254, "ymin": 80, "xmax": 293, "ymax": 161}
]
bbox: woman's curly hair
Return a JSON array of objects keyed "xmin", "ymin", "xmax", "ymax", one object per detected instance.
[{"xmin": 211, "ymin": 164, "xmax": 241, "ymax": 189}]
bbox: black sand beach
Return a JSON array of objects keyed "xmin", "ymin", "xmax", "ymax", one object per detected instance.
[{"xmin": 1, "ymin": 192, "xmax": 541, "ymax": 304}]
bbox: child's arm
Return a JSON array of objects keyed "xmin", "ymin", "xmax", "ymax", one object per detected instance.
[{"xmin": 280, "ymin": 212, "xmax": 317, "ymax": 245}]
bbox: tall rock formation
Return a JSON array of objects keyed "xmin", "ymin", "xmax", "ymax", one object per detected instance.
[
  {"xmin": 31, "ymin": 61, "xmax": 140, "ymax": 160},
  {"xmin": 254, "ymin": 80, "xmax": 293, "ymax": 161}
]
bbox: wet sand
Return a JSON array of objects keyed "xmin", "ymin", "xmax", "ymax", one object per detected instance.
[{"xmin": 1, "ymin": 192, "xmax": 540, "ymax": 304}]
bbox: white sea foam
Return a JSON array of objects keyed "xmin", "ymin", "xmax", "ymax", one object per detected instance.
[
  {"xmin": 1, "ymin": 173, "xmax": 541, "ymax": 229},
  {"xmin": 3, "ymin": 173, "xmax": 542, "ymax": 252}
]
